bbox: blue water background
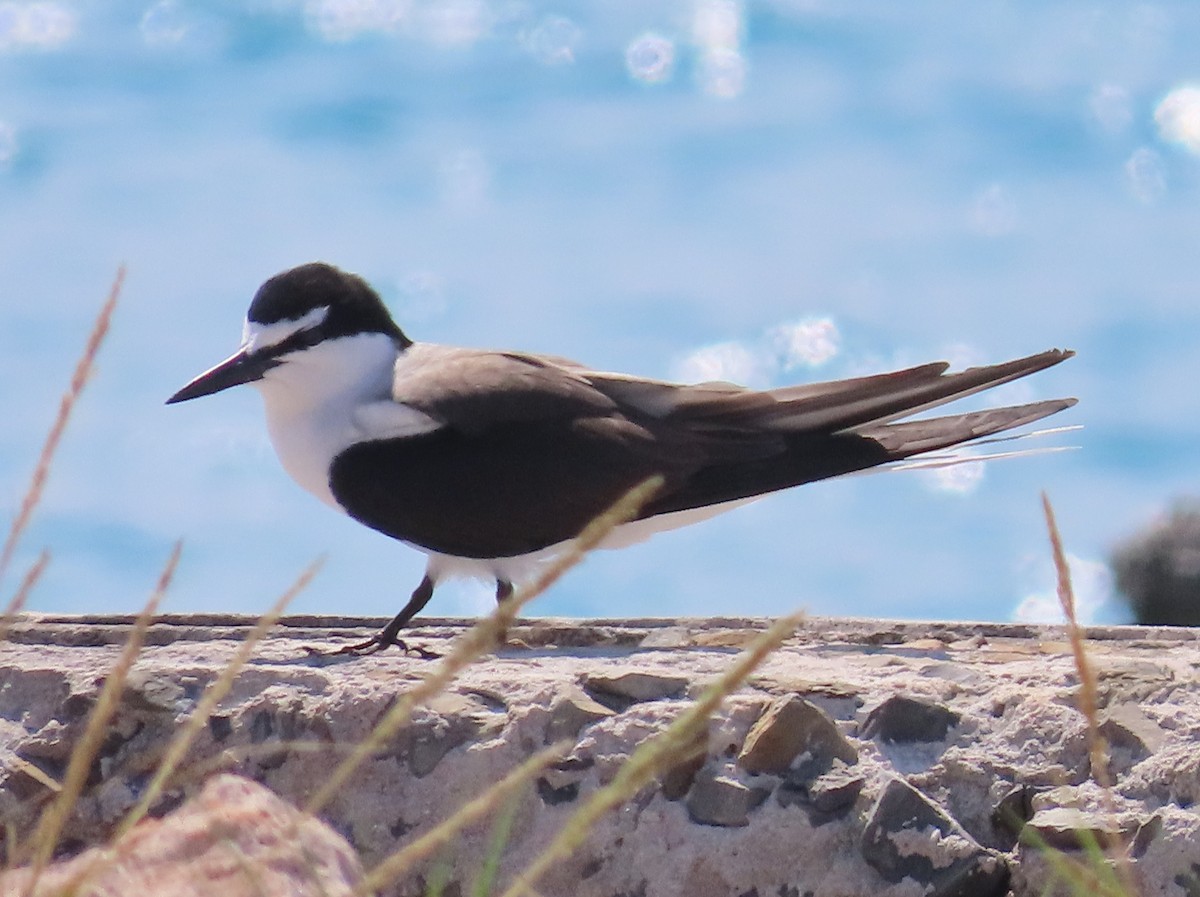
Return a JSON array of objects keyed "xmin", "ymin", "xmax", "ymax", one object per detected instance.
[{"xmin": 2, "ymin": 1, "xmax": 1198, "ymax": 624}]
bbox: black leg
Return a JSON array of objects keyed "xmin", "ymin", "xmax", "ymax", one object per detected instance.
[
  {"xmin": 494, "ymin": 578, "xmax": 516, "ymax": 647},
  {"xmin": 308, "ymin": 574, "xmax": 439, "ymax": 658}
]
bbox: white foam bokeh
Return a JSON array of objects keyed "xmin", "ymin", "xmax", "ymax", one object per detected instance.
[
  {"xmin": 419, "ymin": 0, "xmax": 488, "ymax": 47},
  {"xmin": 674, "ymin": 316, "xmax": 840, "ymax": 388},
  {"xmin": 139, "ymin": 0, "xmax": 190, "ymax": 46},
  {"xmin": 919, "ymin": 459, "xmax": 986, "ymax": 496},
  {"xmin": 1155, "ymin": 84, "xmax": 1200, "ymax": 154},
  {"xmin": 304, "ymin": 0, "xmax": 408, "ymax": 42},
  {"xmin": 770, "ymin": 317, "xmax": 840, "ymax": 369},
  {"xmin": 671, "ymin": 340, "xmax": 772, "ymax": 388},
  {"xmin": 692, "ymin": 0, "xmax": 746, "ymax": 98},
  {"xmin": 302, "ymin": 0, "xmax": 490, "ymax": 45},
  {"xmin": 0, "ymin": 1, "xmax": 74, "ymax": 49},
  {"xmin": 1014, "ymin": 553, "xmax": 1112, "ymax": 624},
  {"xmin": 625, "ymin": 32, "xmax": 675, "ymax": 84},
  {"xmin": 520, "ymin": 14, "xmax": 581, "ymax": 66}
]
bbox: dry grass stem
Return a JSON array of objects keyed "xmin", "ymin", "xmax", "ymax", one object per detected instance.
[
  {"xmin": 3, "ymin": 822, "xmax": 15, "ymax": 871},
  {"xmin": 1040, "ymin": 492, "xmax": 1140, "ymax": 897},
  {"xmin": 6, "ymin": 755, "xmax": 62, "ymax": 796},
  {"xmin": 0, "ymin": 268, "xmax": 124, "ymax": 586},
  {"xmin": 112, "ymin": 556, "xmax": 323, "ymax": 840},
  {"xmin": 0, "ymin": 550, "xmax": 51, "ymax": 644},
  {"xmin": 505, "ymin": 475, "xmax": 664, "ymax": 619},
  {"xmin": 355, "ymin": 742, "xmax": 571, "ymax": 896},
  {"xmin": 498, "ymin": 611, "xmax": 803, "ymax": 897},
  {"xmin": 19, "ymin": 540, "xmax": 179, "ymax": 896},
  {"xmin": 1041, "ymin": 492, "xmax": 1106, "ymax": 784},
  {"xmin": 46, "ymin": 562, "xmax": 323, "ymax": 897},
  {"xmin": 303, "ymin": 476, "xmax": 662, "ymax": 818}
]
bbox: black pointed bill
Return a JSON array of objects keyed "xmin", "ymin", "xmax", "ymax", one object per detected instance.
[{"xmin": 166, "ymin": 346, "xmax": 282, "ymax": 404}]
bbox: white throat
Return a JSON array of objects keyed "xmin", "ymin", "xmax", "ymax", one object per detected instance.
[{"xmin": 250, "ymin": 331, "xmax": 438, "ymax": 508}]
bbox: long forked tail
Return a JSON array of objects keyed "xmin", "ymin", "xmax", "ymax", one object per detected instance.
[
  {"xmin": 760, "ymin": 348, "xmax": 1074, "ymax": 433},
  {"xmin": 640, "ymin": 349, "xmax": 1077, "ymax": 517},
  {"xmin": 856, "ymin": 396, "xmax": 1078, "ymax": 461}
]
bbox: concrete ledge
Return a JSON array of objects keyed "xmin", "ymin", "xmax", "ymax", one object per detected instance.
[{"xmin": 2, "ymin": 614, "xmax": 1199, "ymax": 896}]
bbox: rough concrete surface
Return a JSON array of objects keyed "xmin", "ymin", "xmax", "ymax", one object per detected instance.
[{"xmin": 2, "ymin": 613, "xmax": 1200, "ymax": 897}]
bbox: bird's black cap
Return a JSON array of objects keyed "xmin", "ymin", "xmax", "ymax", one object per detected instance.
[{"xmin": 249, "ymin": 262, "xmax": 412, "ymax": 347}]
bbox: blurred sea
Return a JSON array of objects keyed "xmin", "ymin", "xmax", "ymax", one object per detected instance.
[{"xmin": 2, "ymin": 1, "xmax": 1199, "ymax": 625}]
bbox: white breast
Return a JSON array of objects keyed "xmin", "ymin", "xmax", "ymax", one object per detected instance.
[{"xmin": 253, "ymin": 333, "xmax": 441, "ymax": 509}]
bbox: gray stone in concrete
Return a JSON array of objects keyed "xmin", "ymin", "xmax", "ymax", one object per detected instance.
[{"xmin": 861, "ymin": 777, "xmax": 1008, "ymax": 897}]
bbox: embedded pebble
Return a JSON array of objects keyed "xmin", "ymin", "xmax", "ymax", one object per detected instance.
[
  {"xmin": 737, "ymin": 694, "xmax": 858, "ymax": 776},
  {"xmin": 862, "ymin": 694, "xmax": 961, "ymax": 743}
]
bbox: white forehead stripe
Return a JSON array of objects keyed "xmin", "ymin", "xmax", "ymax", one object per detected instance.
[{"xmin": 242, "ymin": 305, "xmax": 330, "ymax": 351}]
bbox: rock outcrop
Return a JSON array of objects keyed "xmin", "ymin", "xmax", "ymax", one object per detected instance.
[{"xmin": 2, "ymin": 613, "xmax": 1199, "ymax": 896}]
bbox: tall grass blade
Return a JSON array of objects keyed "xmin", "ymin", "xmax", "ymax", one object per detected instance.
[
  {"xmin": 424, "ymin": 849, "xmax": 456, "ymax": 897},
  {"xmin": 0, "ymin": 268, "xmax": 124, "ymax": 586},
  {"xmin": 1040, "ymin": 492, "xmax": 1139, "ymax": 897},
  {"xmin": 470, "ymin": 791, "xmax": 523, "ymax": 897},
  {"xmin": 112, "ymin": 556, "xmax": 323, "ymax": 839},
  {"xmin": 20, "ymin": 540, "xmax": 179, "ymax": 896},
  {"xmin": 0, "ymin": 550, "xmax": 50, "ymax": 644},
  {"xmin": 355, "ymin": 743, "xmax": 569, "ymax": 897},
  {"xmin": 1041, "ymin": 492, "xmax": 1106, "ymax": 784}
]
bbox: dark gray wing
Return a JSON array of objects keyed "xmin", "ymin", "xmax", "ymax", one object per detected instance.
[
  {"xmin": 389, "ymin": 346, "xmax": 619, "ymax": 432},
  {"xmin": 330, "ymin": 347, "xmax": 717, "ymax": 557}
]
